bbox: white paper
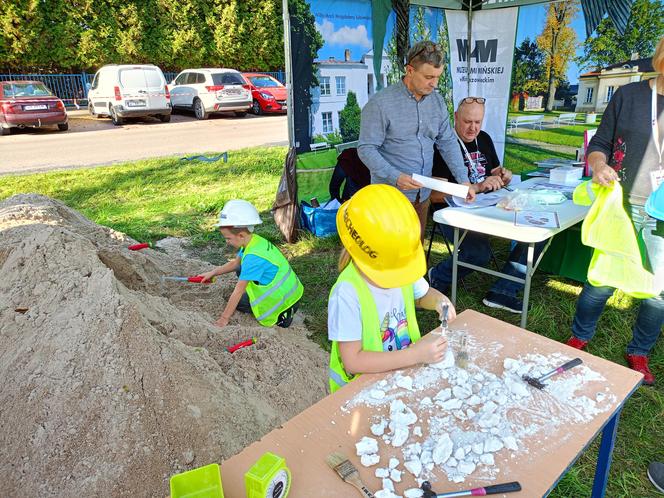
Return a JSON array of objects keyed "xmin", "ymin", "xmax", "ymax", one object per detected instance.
[
  {"xmin": 514, "ymin": 210, "xmax": 560, "ymax": 228},
  {"xmin": 412, "ymin": 173, "xmax": 469, "ymax": 198},
  {"xmin": 448, "ymin": 191, "xmax": 506, "ymax": 209}
]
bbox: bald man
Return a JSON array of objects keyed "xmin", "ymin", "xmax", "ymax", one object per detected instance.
[{"xmin": 428, "ymin": 97, "xmax": 545, "ymax": 314}]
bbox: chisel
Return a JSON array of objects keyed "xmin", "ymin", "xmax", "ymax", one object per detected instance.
[{"xmin": 421, "ymin": 481, "xmax": 522, "ymax": 497}]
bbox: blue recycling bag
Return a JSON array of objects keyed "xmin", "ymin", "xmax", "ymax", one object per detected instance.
[{"xmin": 300, "ymin": 199, "xmax": 340, "ymax": 238}]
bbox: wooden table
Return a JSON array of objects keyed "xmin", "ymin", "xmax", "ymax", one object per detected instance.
[{"xmin": 220, "ymin": 310, "xmax": 643, "ymax": 497}]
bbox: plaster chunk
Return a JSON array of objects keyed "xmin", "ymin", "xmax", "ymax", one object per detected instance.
[
  {"xmin": 361, "ymin": 453, "xmax": 380, "ymax": 467},
  {"xmin": 405, "ymin": 459, "xmax": 422, "ymax": 477},
  {"xmin": 433, "ymin": 434, "xmax": 454, "ymax": 465},
  {"xmin": 356, "ymin": 437, "xmax": 379, "ymax": 456}
]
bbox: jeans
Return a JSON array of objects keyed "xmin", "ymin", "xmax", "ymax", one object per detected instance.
[
  {"xmin": 429, "ymin": 224, "xmax": 546, "ymax": 297},
  {"xmin": 571, "ymin": 206, "xmax": 664, "ymax": 355}
]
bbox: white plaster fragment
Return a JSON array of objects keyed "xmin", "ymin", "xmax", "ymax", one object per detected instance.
[
  {"xmin": 371, "ymin": 419, "xmax": 387, "ymax": 437},
  {"xmin": 467, "ymin": 395, "xmax": 482, "ymax": 406},
  {"xmin": 457, "ymin": 461, "xmax": 476, "ymax": 475},
  {"xmin": 440, "ymin": 398, "xmax": 463, "ymax": 410},
  {"xmin": 433, "ymin": 434, "xmax": 454, "ymax": 465},
  {"xmin": 392, "ymin": 426, "xmax": 409, "ymax": 448},
  {"xmin": 370, "ymin": 389, "xmax": 386, "ymax": 400},
  {"xmin": 503, "ymin": 436, "xmax": 518, "ymax": 451},
  {"xmin": 382, "ymin": 478, "xmax": 395, "ymax": 492},
  {"xmin": 375, "ymin": 489, "xmax": 399, "ymax": 498},
  {"xmin": 404, "ymin": 489, "xmax": 424, "ymax": 498},
  {"xmin": 361, "ymin": 453, "xmax": 380, "ymax": 467},
  {"xmin": 396, "ymin": 375, "xmax": 414, "ymax": 391},
  {"xmin": 356, "ymin": 437, "xmax": 379, "ymax": 456},
  {"xmin": 390, "ymin": 469, "xmax": 402, "ymax": 482},
  {"xmin": 432, "ymin": 348, "xmax": 455, "ymax": 369},
  {"xmin": 452, "ymin": 385, "xmax": 472, "ymax": 399},
  {"xmin": 483, "ymin": 437, "xmax": 504, "ymax": 453},
  {"xmin": 404, "ymin": 459, "xmax": 422, "ymax": 477},
  {"xmin": 454, "ymin": 447, "xmax": 465, "ymax": 460},
  {"xmin": 413, "ymin": 426, "xmax": 423, "ymax": 437},
  {"xmin": 447, "ymin": 457, "xmax": 458, "ymax": 467},
  {"xmin": 480, "ymin": 453, "xmax": 495, "ymax": 465},
  {"xmin": 376, "ymin": 468, "xmax": 390, "ymax": 478},
  {"xmin": 389, "ymin": 457, "xmax": 400, "ymax": 469},
  {"xmin": 434, "ymin": 388, "xmax": 451, "ymax": 402},
  {"xmin": 472, "ymin": 443, "xmax": 484, "ymax": 454}
]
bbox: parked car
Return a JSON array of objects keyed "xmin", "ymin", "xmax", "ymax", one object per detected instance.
[
  {"xmin": 242, "ymin": 73, "xmax": 287, "ymax": 115},
  {"xmin": 87, "ymin": 64, "xmax": 171, "ymax": 125},
  {"xmin": 0, "ymin": 81, "xmax": 68, "ymax": 135},
  {"xmin": 169, "ymin": 68, "xmax": 251, "ymax": 119}
]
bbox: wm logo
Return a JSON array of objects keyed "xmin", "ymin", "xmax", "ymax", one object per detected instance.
[{"xmin": 456, "ymin": 39, "xmax": 498, "ymax": 63}]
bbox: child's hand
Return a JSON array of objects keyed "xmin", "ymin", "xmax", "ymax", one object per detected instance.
[
  {"xmin": 198, "ymin": 271, "xmax": 216, "ymax": 283},
  {"xmin": 412, "ymin": 331, "xmax": 448, "ymax": 364},
  {"xmin": 214, "ymin": 315, "xmax": 230, "ymax": 328}
]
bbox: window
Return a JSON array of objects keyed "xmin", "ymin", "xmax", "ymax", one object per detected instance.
[
  {"xmin": 585, "ymin": 87, "xmax": 594, "ymax": 103},
  {"xmin": 336, "ymin": 76, "xmax": 346, "ymax": 95},
  {"xmin": 217, "ymin": 72, "xmax": 245, "ymax": 85},
  {"xmin": 174, "ymin": 73, "xmax": 188, "ymax": 86},
  {"xmin": 322, "ymin": 112, "xmax": 333, "ymax": 133},
  {"xmin": 320, "ymin": 76, "xmax": 331, "ymax": 96},
  {"xmin": 605, "ymin": 86, "xmax": 615, "ymax": 102}
]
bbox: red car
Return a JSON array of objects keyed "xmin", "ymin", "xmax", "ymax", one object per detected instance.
[
  {"xmin": 0, "ymin": 80, "xmax": 68, "ymax": 135},
  {"xmin": 242, "ymin": 73, "xmax": 287, "ymax": 115}
]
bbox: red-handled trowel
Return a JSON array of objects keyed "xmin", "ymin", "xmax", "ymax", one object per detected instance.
[{"xmin": 161, "ymin": 275, "xmax": 216, "ymax": 284}]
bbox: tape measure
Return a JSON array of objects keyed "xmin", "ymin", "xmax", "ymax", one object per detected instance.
[{"xmin": 244, "ymin": 452, "xmax": 290, "ymax": 498}]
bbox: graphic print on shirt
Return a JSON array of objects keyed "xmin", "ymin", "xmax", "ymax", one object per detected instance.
[
  {"xmin": 611, "ymin": 137, "xmax": 627, "ymax": 182},
  {"xmin": 380, "ymin": 310, "xmax": 411, "ymax": 352},
  {"xmin": 464, "ymin": 151, "xmax": 488, "ymax": 184}
]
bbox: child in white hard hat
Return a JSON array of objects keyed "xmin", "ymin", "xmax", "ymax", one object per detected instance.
[
  {"xmin": 328, "ymin": 184, "xmax": 456, "ymax": 393},
  {"xmin": 198, "ymin": 200, "xmax": 303, "ymax": 328}
]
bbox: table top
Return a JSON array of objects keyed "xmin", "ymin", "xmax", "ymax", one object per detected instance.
[
  {"xmin": 432, "ymin": 178, "xmax": 589, "ymax": 243},
  {"xmin": 220, "ymin": 310, "xmax": 642, "ymax": 498}
]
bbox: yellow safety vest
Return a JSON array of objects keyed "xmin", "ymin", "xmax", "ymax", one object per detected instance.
[
  {"xmin": 573, "ymin": 181, "xmax": 658, "ymax": 298},
  {"xmin": 242, "ymin": 234, "xmax": 304, "ymax": 326},
  {"xmin": 328, "ymin": 262, "xmax": 421, "ymax": 393}
]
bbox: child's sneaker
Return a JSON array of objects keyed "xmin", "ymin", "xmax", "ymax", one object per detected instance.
[{"xmin": 648, "ymin": 461, "xmax": 664, "ymax": 493}]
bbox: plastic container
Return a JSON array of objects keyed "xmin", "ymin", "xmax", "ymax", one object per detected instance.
[
  {"xmin": 170, "ymin": 463, "xmax": 224, "ymax": 498},
  {"xmin": 585, "ymin": 112, "xmax": 597, "ymax": 124},
  {"xmin": 550, "ymin": 166, "xmax": 583, "ymax": 185}
]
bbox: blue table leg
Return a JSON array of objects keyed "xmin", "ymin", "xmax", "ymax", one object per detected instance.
[{"xmin": 591, "ymin": 409, "xmax": 622, "ymax": 497}]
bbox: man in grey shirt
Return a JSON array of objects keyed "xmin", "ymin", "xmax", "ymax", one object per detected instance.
[{"xmin": 358, "ymin": 40, "xmax": 477, "ymax": 238}]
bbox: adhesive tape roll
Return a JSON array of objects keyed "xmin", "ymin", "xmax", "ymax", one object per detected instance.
[{"xmin": 264, "ymin": 468, "xmax": 290, "ymax": 498}]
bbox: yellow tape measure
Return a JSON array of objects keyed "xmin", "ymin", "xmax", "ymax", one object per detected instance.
[{"xmin": 244, "ymin": 452, "xmax": 291, "ymax": 498}]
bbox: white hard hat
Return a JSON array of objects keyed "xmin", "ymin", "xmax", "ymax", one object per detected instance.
[{"xmin": 215, "ymin": 200, "xmax": 262, "ymax": 227}]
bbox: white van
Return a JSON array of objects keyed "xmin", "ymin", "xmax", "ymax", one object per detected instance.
[{"xmin": 87, "ymin": 64, "xmax": 172, "ymax": 125}]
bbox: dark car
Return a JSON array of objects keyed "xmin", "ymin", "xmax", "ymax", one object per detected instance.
[
  {"xmin": 242, "ymin": 73, "xmax": 287, "ymax": 115},
  {"xmin": 0, "ymin": 81, "xmax": 68, "ymax": 135}
]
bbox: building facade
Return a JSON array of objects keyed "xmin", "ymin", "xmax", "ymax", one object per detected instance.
[{"xmin": 576, "ymin": 55, "xmax": 657, "ymax": 113}]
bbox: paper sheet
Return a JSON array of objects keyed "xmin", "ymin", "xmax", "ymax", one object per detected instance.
[
  {"xmin": 412, "ymin": 173, "xmax": 469, "ymax": 198},
  {"xmin": 514, "ymin": 210, "xmax": 560, "ymax": 228}
]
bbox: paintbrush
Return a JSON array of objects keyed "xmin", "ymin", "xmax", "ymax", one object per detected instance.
[
  {"xmin": 325, "ymin": 452, "xmax": 376, "ymax": 497},
  {"xmin": 456, "ymin": 332, "xmax": 469, "ymax": 369}
]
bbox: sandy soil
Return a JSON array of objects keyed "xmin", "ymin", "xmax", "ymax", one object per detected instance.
[{"xmin": 0, "ymin": 194, "xmax": 327, "ymax": 497}]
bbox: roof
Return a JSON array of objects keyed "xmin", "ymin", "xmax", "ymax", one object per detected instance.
[{"xmin": 580, "ymin": 57, "xmax": 655, "ymax": 78}]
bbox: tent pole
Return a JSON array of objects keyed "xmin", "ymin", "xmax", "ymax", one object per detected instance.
[
  {"xmin": 466, "ymin": 1, "xmax": 472, "ymax": 94},
  {"xmin": 282, "ymin": 0, "xmax": 295, "ymax": 148}
]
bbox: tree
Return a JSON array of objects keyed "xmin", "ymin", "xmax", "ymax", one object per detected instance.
[
  {"xmin": 536, "ymin": 1, "xmax": 578, "ymax": 111},
  {"xmin": 392, "ymin": 0, "xmax": 410, "ymax": 75},
  {"xmin": 578, "ymin": 0, "xmax": 664, "ymax": 70},
  {"xmin": 511, "ymin": 37, "xmax": 547, "ymax": 109},
  {"xmin": 436, "ymin": 14, "xmax": 454, "ymax": 120},
  {"xmin": 339, "ymin": 91, "xmax": 361, "ymax": 142}
]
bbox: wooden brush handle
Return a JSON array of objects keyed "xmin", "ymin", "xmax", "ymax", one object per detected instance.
[{"xmin": 348, "ymin": 477, "xmax": 376, "ymax": 497}]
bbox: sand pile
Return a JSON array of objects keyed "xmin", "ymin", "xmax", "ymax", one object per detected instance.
[{"xmin": 0, "ymin": 194, "xmax": 328, "ymax": 497}]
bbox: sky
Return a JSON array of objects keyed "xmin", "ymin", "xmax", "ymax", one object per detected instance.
[{"xmin": 311, "ymin": 1, "xmax": 590, "ymax": 85}]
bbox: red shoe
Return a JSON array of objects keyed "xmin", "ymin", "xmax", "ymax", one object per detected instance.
[
  {"xmin": 566, "ymin": 336, "xmax": 588, "ymax": 350},
  {"xmin": 625, "ymin": 354, "xmax": 655, "ymax": 386}
]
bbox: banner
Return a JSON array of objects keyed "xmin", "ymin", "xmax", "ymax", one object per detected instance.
[{"xmin": 445, "ymin": 8, "xmax": 518, "ymax": 162}]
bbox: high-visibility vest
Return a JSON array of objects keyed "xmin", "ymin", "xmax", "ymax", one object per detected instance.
[
  {"xmin": 328, "ymin": 262, "xmax": 421, "ymax": 393},
  {"xmin": 574, "ymin": 181, "xmax": 659, "ymax": 298},
  {"xmin": 242, "ymin": 234, "xmax": 304, "ymax": 326}
]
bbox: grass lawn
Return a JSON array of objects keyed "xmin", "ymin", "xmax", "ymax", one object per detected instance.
[
  {"xmin": 509, "ymin": 124, "xmax": 600, "ymax": 148},
  {"xmin": 0, "ymin": 144, "xmax": 662, "ymax": 497}
]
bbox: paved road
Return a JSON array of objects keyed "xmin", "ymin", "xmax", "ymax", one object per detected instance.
[{"xmin": 0, "ymin": 110, "xmax": 288, "ymax": 176}]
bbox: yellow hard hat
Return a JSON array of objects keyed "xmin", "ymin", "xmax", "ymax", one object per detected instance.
[{"xmin": 336, "ymin": 184, "xmax": 425, "ymax": 288}]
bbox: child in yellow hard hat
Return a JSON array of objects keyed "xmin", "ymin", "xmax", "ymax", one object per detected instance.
[
  {"xmin": 328, "ymin": 184, "xmax": 456, "ymax": 392},
  {"xmin": 198, "ymin": 200, "xmax": 303, "ymax": 329}
]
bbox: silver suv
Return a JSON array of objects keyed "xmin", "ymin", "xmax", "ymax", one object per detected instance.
[{"xmin": 169, "ymin": 68, "xmax": 252, "ymax": 119}]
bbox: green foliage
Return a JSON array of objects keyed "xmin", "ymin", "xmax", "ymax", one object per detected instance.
[
  {"xmin": 339, "ymin": 91, "xmax": 361, "ymax": 143},
  {"xmin": 0, "ymin": 0, "xmax": 286, "ymax": 72},
  {"xmin": 312, "ymin": 131, "xmax": 343, "ymax": 146},
  {"xmin": 578, "ymin": 0, "xmax": 664, "ymax": 70},
  {"xmin": 511, "ymin": 37, "xmax": 547, "ymax": 97}
]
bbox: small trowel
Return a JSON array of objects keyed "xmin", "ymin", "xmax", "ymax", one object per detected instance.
[
  {"xmin": 522, "ymin": 358, "xmax": 583, "ymax": 390},
  {"xmin": 440, "ymin": 303, "xmax": 449, "ymax": 334},
  {"xmin": 421, "ymin": 480, "xmax": 522, "ymax": 497}
]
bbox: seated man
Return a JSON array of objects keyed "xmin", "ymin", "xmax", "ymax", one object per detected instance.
[
  {"xmin": 428, "ymin": 97, "xmax": 544, "ymax": 314},
  {"xmin": 328, "ymin": 148, "xmax": 370, "ymax": 203}
]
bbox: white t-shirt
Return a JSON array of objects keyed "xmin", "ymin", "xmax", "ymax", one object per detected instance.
[{"xmin": 328, "ymin": 277, "xmax": 429, "ymax": 352}]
